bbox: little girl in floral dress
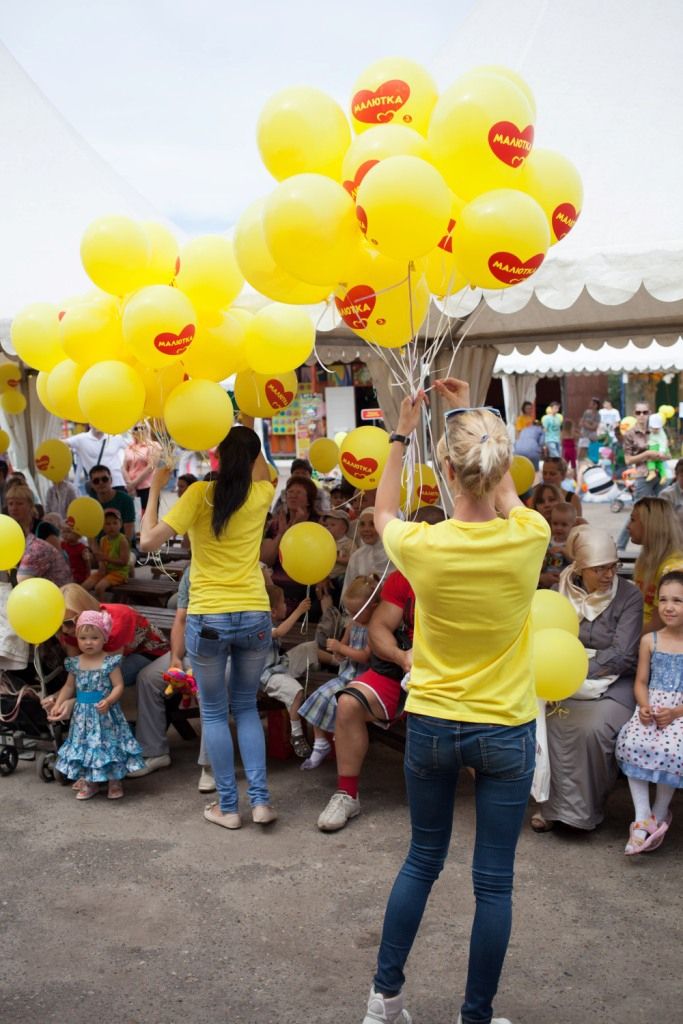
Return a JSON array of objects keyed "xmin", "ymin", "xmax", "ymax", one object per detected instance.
[{"xmin": 50, "ymin": 610, "xmax": 144, "ymax": 799}]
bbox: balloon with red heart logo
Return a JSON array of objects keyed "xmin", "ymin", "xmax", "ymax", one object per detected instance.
[
  {"xmin": 122, "ymin": 285, "xmax": 197, "ymax": 369},
  {"xmin": 339, "ymin": 426, "xmax": 389, "ymax": 491},
  {"xmin": 34, "ymin": 439, "xmax": 72, "ymax": 483},
  {"xmin": 342, "ymin": 123, "xmax": 431, "ymax": 200},
  {"xmin": 518, "ymin": 148, "xmax": 583, "ymax": 245},
  {"xmin": 350, "ymin": 57, "xmax": 438, "ymax": 137},
  {"xmin": 233, "ymin": 370, "xmax": 298, "ymax": 419},
  {"xmin": 452, "ymin": 189, "xmax": 550, "ymax": 290}
]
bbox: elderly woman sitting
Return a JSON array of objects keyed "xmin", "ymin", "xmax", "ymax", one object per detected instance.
[{"xmin": 532, "ymin": 526, "xmax": 643, "ymax": 832}]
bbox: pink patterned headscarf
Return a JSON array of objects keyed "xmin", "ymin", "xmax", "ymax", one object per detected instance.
[{"xmin": 76, "ymin": 609, "xmax": 112, "ymax": 640}]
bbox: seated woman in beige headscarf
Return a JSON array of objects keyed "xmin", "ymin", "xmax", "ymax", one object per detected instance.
[{"xmin": 532, "ymin": 526, "xmax": 643, "ymax": 833}]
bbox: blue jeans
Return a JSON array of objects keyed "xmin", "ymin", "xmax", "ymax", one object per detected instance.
[
  {"xmin": 373, "ymin": 714, "xmax": 536, "ymax": 1024},
  {"xmin": 185, "ymin": 611, "xmax": 271, "ymax": 813},
  {"xmin": 122, "ymin": 653, "xmax": 152, "ymax": 688}
]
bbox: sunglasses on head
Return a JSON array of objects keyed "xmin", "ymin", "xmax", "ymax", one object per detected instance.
[
  {"xmin": 444, "ymin": 406, "xmax": 502, "ymax": 427},
  {"xmin": 63, "ymin": 618, "xmax": 77, "ymax": 629},
  {"xmin": 91, "ymin": 475, "xmax": 110, "ymax": 484}
]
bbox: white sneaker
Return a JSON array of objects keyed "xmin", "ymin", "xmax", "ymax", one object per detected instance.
[
  {"xmin": 362, "ymin": 987, "xmax": 411, "ymax": 1023},
  {"xmin": 198, "ymin": 767, "xmax": 216, "ymax": 793},
  {"xmin": 317, "ymin": 791, "xmax": 360, "ymax": 832},
  {"xmin": 127, "ymin": 754, "xmax": 171, "ymax": 778},
  {"xmin": 457, "ymin": 1016, "xmax": 511, "ymax": 1024}
]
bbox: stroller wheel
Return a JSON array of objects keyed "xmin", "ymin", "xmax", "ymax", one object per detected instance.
[
  {"xmin": 0, "ymin": 747, "xmax": 18, "ymax": 775},
  {"xmin": 36, "ymin": 751, "xmax": 55, "ymax": 783}
]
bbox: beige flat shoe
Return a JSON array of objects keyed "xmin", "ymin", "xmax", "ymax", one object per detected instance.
[
  {"xmin": 203, "ymin": 801, "xmax": 242, "ymax": 830},
  {"xmin": 252, "ymin": 804, "xmax": 278, "ymax": 825}
]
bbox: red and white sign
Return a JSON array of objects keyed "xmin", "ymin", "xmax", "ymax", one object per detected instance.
[{"xmin": 360, "ymin": 408, "xmax": 384, "ymax": 421}]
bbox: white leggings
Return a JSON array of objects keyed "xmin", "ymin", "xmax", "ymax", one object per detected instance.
[{"xmin": 627, "ymin": 777, "xmax": 676, "ymax": 824}]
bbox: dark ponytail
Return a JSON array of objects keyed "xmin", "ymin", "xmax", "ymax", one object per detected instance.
[{"xmin": 211, "ymin": 427, "xmax": 262, "ymax": 538}]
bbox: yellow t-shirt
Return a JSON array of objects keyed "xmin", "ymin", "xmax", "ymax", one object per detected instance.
[
  {"xmin": 163, "ymin": 480, "xmax": 273, "ymax": 615},
  {"xmin": 382, "ymin": 507, "xmax": 550, "ymax": 725}
]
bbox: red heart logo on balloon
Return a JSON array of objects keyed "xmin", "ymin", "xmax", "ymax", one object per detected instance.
[
  {"xmin": 154, "ymin": 323, "xmax": 195, "ymax": 356},
  {"xmin": 35, "ymin": 455, "xmax": 50, "ymax": 471},
  {"xmin": 340, "ymin": 451, "xmax": 378, "ymax": 479},
  {"xmin": 488, "ymin": 251, "xmax": 545, "ymax": 286},
  {"xmin": 352, "ymin": 79, "xmax": 411, "ymax": 125},
  {"xmin": 7, "ymin": 379, "xmax": 20, "ymax": 389},
  {"xmin": 356, "ymin": 205, "xmax": 368, "ymax": 236},
  {"xmin": 343, "ymin": 160, "xmax": 379, "ymax": 200},
  {"xmin": 335, "ymin": 285, "xmax": 377, "ymax": 330},
  {"xmin": 418, "ymin": 484, "xmax": 439, "ymax": 504},
  {"xmin": 552, "ymin": 202, "xmax": 579, "ymax": 241},
  {"xmin": 438, "ymin": 218, "xmax": 457, "ymax": 254},
  {"xmin": 488, "ymin": 122, "xmax": 534, "ymax": 167},
  {"xmin": 265, "ymin": 379, "xmax": 294, "ymax": 410}
]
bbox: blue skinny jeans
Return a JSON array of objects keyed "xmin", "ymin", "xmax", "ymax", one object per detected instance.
[
  {"xmin": 185, "ymin": 611, "xmax": 271, "ymax": 813},
  {"xmin": 373, "ymin": 713, "xmax": 536, "ymax": 1024}
]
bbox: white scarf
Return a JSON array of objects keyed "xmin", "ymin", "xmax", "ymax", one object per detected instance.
[{"xmin": 557, "ymin": 564, "xmax": 618, "ymax": 622}]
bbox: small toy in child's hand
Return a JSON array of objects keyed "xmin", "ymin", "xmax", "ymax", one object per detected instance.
[{"xmin": 163, "ymin": 667, "xmax": 198, "ymax": 709}]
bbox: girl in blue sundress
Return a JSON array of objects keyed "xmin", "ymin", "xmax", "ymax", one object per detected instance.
[
  {"xmin": 616, "ymin": 571, "xmax": 683, "ymax": 854},
  {"xmin": 50, "ymin": 609, "xmax": 144, "ymax": 800},
  {"xmin": 299, "ymin": 575, "xmax": 379, "ymax": 770}
]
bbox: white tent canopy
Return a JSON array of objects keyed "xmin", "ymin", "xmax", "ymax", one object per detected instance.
[{"xmin": 494, "ymin": 337, "xmax": 683, "ymax": 378}]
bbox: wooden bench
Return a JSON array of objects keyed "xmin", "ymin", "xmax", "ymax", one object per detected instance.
[
  {"xmin": 150, "ymin": 560, "xmax": 189, "ymax": 581},
  {"xmin": 111, "ymin": 577, "xmax": 178, "ymax": 607}
]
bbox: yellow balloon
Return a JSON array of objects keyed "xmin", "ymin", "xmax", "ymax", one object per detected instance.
[
  {"xmin": 339, "ymin": 426, "xmax": 389, "ymax": 491},
  {"xmin": 35, "ymin": 439, "xmax": 72, "ymax": 483},
  {"xmin": 35, "ymin": 371, "xmax": 52, "ymax": 413},
  {"xmin": 7, "ymin": 578, "xmax": 66, "ymax": 644},
  {"xmin": 534, "ymin": 628, "xmax": 588, "ymax": 701},
  {"xmin": 233, "ymin": 370, "xmax": 298, "ymax": 419},
  {"xmin": 355, "ymin": 156, "xmax": 451, "ymax": 261},
  {"xmin": 1, "ymin": 389, "xmax": 26, "ymax": 415},
  {"xmin": 80, "ymin": 215, "xmax": 150, "ymax": 296},
  {"xmin": 0, "ymin": 428, "xmax": 9, "ymax": 453},
  {"xmin": 279, "ymin": 522, "xmax": 337, "ymax": 584},
  {"xmin": 138, "ymin": 362, "xmax": 185, "ymax": 419},
  {"xmin": 309, "ymin": 437, "xmax": 339, "ymax": 473},
  {"xmin": 175, "ymin": 236, "xmax": 244, "ymax": 311},
  {"xmin": 141, "ymin": 222, "xmax": 180, "ymax": 285},
  {"xmin": 428, "ymin": 71, "xmax": 535, "ymax": 201},
  {"xmin": 244, "ymin": 304, "xmax": 315, "ymax": 375},
  {"xmin": 78, "ymin": 361, "xmax": 146, "ymax": 434},
  {"xmin": 233, "ymin": 199, "xmax": 333, "ymax": 304},
  {"xmin": 67, "ymin": 496, "xmax": 104, "ymax": 538},
  {"xmin": 518, "ymin": 148, "xmax": 583, "ymax": 244},
  {"xmin": 453, "ymin": 189, "xmax": 550, "ymax": 290},
  {"xmin": 59, "ymin": 293, "xmax": 124, "ymax": 367},
  {"xmin": 405, "ymin": 463, "xmax": 441, "ymax": 510},
  {"xmin": 45, "ymin": 360, "xmax": 86, "ymax": 421},
  {"xmin": 620, "ymin": 416, "xmax": 636, "ymax": 433},
  {"xmin": 257, "ymin": 86, "xmax": 351, "ymax": 181},
  {"xmin": 263, "ymin": 174, "xmax": 359, "ymax": 286},
  {"xmin": 342, "ymin": 124, "xmax": 432, "ymax": 199},
  {"xmin": 334, "ymin": 431, "xmax": 347, "ymax": 448},
  {"xmin": 182, "ymin": 309, "xmax": 249, "ymax": 382},
  {"xmin": 0, "ymin": 513, "xmax": 26, "ymax": 569},
  {"xmin": 336, "ymin": 244, "xmax": 429, "ymax": 348},
  {"xmin": 0, "ymin": 361, "xmax": 22, "ymax": 390},
  {"xmin": 531, "ymin": 590, "xmax": 580, "ymax": 637},
  {"xmin": 122, "ymin": 285, "xmax": 197, "ymax": 369},
  {"xmin": 350, "ymin": 57, "xmax": 438, "ymax": 137},
  {"xmin": 659, "ymin": 404, "xmax": 676, "ymax": 422},
  {"xmin": 510, "ymin": 454, "xmax": 536, "ymax": 494},
  {"xmin": 472, "ymin": 65, "xmax": 537, "ymax": 119},
  {"xmin": 163, "ymin": 379, "xmax": 234, "ymax": 450},
  {"xmin": 424, "ymin": 193, "xmax": 468, "ymax": 297},
  {"xmin": 10, "ymin": 303, "xmax": 65, "ymax": 371}
]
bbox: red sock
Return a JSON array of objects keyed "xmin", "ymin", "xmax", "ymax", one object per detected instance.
[{"xmin": 337, "ymin": 775, "xmax": 359, "ymax": 799}]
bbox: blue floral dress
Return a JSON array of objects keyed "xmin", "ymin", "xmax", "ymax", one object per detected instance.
[
  {"xmin": 56, "ymin": 655, "xmax": 145, "ymax": 782},
  {"xmin": 616, "ymin": 633, "xmax": 683, "ymax": 788}
]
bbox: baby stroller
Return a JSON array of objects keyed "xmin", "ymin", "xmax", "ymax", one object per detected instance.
[{"xmin": 0, "ymin": 644, "xmax": 68, "ymax": 783}]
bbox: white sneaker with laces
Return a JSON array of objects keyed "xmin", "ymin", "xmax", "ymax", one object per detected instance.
[
  {"xmin": 198, "ymin": 767, "xmax": 216, "ymax": 793},
  {"xmin": 362, "ymin": 987, "xmax": 411, "ymax": 1024},
  {"xmin": 317, "ymin": 791, "xmax": 360, "ymax": 832},
  {"xmin": 127, "ymin": 753, "xmax": 171, "ymax": 778}
]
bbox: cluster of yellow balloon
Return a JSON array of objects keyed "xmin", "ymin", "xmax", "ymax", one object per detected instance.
[
  {"xmin": 0, "ymin": 360, "xmax": 26, "ymax": 416},
  {"xmin": 234, "ymin": 56, "xmax": 581, "ymax": 356},
  {"xmin": 531, "ymin": 590, "xmax": 588, "ymax": 701}
]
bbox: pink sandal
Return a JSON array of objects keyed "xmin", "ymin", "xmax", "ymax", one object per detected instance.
[
  {"xmin": 642, "ymin": 811, "xmax": 672, "ymax": 853},
  {"xmin": 107, "ymin": 781, "xmax": 124, "ymax": 800},
  {"xmin": 625, "ymin": 814, "xmax": 669, "ymax": 855},
  {"xmin": 75, "ymin": 782, "xmax": 100, "ymax": 801}
]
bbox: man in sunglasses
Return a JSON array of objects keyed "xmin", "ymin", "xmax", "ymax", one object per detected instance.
[
  {"xmin": 88, "ymin": 465, "xmax": 136, "ymax": 543},
  {"xmin": 63, "ymin": 425, "xmax": 128, "ymax": 495}
]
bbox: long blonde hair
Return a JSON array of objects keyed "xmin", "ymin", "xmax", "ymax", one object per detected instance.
[
  {"xmin": 436, "ymin": 409, "xmax": 511, "ymax": 499},
  {"xmin": 634, "ymin": 497, "xmax": 683, "ymax": 595}
]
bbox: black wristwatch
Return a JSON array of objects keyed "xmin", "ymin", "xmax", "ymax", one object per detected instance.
[{"xmin": 388, "ymin": 432, "xmax": 410, "ymax": 446}]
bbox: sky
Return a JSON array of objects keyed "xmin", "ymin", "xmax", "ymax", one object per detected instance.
[{"xmin": 1, "ymin": 0, "xmax": 476, "ymax": 233}]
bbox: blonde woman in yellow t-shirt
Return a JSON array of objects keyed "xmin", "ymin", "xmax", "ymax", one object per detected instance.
[
  {"xmin": 361, "ymin": 378, "xmax": 549, "ymax": 1024},
  {"xmin": 140, "ymin": 425, "xmax": 276, "ymax": 831}
]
